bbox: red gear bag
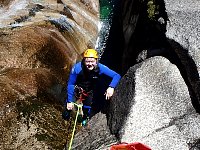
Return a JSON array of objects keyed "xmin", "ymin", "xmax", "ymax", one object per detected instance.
[{"xmin": 110, "ymin": 142, "xmax": 151, "ymax": 150}]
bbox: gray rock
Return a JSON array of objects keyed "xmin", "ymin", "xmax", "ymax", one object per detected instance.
[
  {"xmin": 108, "ymin": 56, "xmax": 200, "ymax": 150},
  {"xmin": 72, "ymin": 56, "xmax": 200, "ymax": 149},
  {"xmin": 165, "ymin": 0, "xmax": 200, "ymax": 74},
  {"xmin": 73, "ymin": 0, "xmax": 200, "ymax": 149},
  {"xmin": 71, "ymin": 112, "xmax": 117, "ymax": 150},
  {"xmin": 71, "ymin": 1, "xmax": 200, "ymax": 149}
]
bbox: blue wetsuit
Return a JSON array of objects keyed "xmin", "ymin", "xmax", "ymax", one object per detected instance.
[
  {"xmin": 67, "ymin": 62, "xmax": 121, "ymax": 103},
  {"xmin": 65, "ymin": 61, "xmax": 121, "ymax": 121}
]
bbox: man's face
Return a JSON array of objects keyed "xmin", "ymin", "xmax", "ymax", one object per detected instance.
[{"xmin": 84, "ymin": 57, "xmax": 97, "ymax": 70}]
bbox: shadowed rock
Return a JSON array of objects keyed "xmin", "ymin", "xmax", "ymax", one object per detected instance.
[
  {"xmin": 0, "ymin": 68, "xmax": 67, "ymax": 149},
  {"xmin": 0, "ymin": 25, "xmax": 77, "ymax": 148},
  {"xmin": 0, "ymin": 0, "xmax": 13, "ymax": 6},
  {"xmin": 102, "ymin": 0, "xmax": 200, "ymax": 114}
]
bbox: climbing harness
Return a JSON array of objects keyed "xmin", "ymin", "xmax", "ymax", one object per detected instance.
[
  {"xmin": 74, "ymin": 85, "xmax": 92, "ymax": 120},
  {"xmin": 75, "ymin": 85, "xmax": 92, "ymax": 102}
]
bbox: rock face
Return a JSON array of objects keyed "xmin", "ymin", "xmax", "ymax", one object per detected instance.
[
  {"xmin": 0, "ymin": 26, "xmax": 77, "ymax": 72},
  {"xmin": 72, "ymin": 0, "xmax": 200, "ymax": 149},
  {"xmin": 71, "ymin": 113, "xmax": 117, "ymax": 150},
  {"xmin": 0, "ymin": 0, "xmax": 99, "ymax": 51},
  {"xmin": 108, "ymin": 56, "xmax": 200, "ymax": 150},
  {"xmin": 0, "ymin": 0, "xmax": 99, "ymax": 149},
  {"xmin": 104, "ymin": 0, "xmax": 200, "ymax": 115},
  {"xmin": 165, "ymin": 0, "xmax": 200, "ymax": 113},
  {"xmin": 165, "ymin": 0, "xmax": 200, "ymax": 71},
  {"xmin": 72, "ymin": 57, "xmax": 200, "ymax": 150},
  {"xmin": 1, "ymin": 0, "xmax": 200, "ymax": 149}
]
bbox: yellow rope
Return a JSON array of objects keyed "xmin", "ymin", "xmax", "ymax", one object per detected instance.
[{"xmin": 68, "ymin": 103, "xmax": 82, "ymax": 150}]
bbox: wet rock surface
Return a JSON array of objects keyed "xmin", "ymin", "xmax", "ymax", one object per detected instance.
[{"xmin": 0, "ymin": 0, "xmax": 99, "ymax": 149}]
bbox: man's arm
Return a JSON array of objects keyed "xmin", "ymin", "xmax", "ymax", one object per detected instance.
[
  {"xmin": 99, "ymin": 63, "xmax": 121, "ymax": 99},
  {"xmin": 67, "ymin": 65, "xmax": 77, "ymax": 103},
  {"xmin": 99, "ymin": 63, "xmax": 121, "ymax": 87}
]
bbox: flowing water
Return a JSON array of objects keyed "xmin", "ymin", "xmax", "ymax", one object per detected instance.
[{"xmin": 95, "ymin": 0, "xmax": 115, "ymax": 58}]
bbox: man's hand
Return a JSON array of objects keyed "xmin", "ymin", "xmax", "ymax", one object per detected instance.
[
  {"xmin": 105, "ymin": 87, "xmax": 114, "ymax": 100},
  {"xmin": 67, "ymin": 102, "xmax": 74, "ymax": 110}
]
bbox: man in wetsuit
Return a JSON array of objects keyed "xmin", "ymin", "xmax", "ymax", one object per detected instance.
[{"xmin": 65, "ymin": 49, "xmax": 121, "ymax": 125}]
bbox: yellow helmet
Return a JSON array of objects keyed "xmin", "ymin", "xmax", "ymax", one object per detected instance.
[{"xmin": 83, "ymin": 49, "xmax": 98, "ymax": 59}]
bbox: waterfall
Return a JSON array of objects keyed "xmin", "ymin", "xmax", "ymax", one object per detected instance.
[
  {"xmin": 95, "ymin": 19, "xmax": 112, "ymax": 59},
  {"xmin": 95, "ymin": 0, "xmax": 114, "ymax": 59}
]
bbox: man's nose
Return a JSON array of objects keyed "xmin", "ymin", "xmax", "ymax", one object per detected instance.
[{"xmin": 87, "ymin": 62, "xmax": 93, "ymax": 65}]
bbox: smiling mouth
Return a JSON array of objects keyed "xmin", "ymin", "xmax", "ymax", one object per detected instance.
[{"xmin": 87, "ymin": 65, "xmax": 93, "ymax": 68}]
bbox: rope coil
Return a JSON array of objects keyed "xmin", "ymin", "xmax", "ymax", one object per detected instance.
[{"xmin": 68, "ymin": 103, "xmax": 83, "ymax": 150}]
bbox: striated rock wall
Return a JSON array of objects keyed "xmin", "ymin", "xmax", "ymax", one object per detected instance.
[{"xmin": 0, "ymin": 0, "xmax": 99, "ymax": 149}]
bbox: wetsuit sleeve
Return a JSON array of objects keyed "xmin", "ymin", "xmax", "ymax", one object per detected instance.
[
  {"xmin": 67, "ymin": 65, "xmax": 77, "ymax": 103},
  {"xmin": 99, "ymin": 64, "xmax": 121, "ymax": 88}
]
